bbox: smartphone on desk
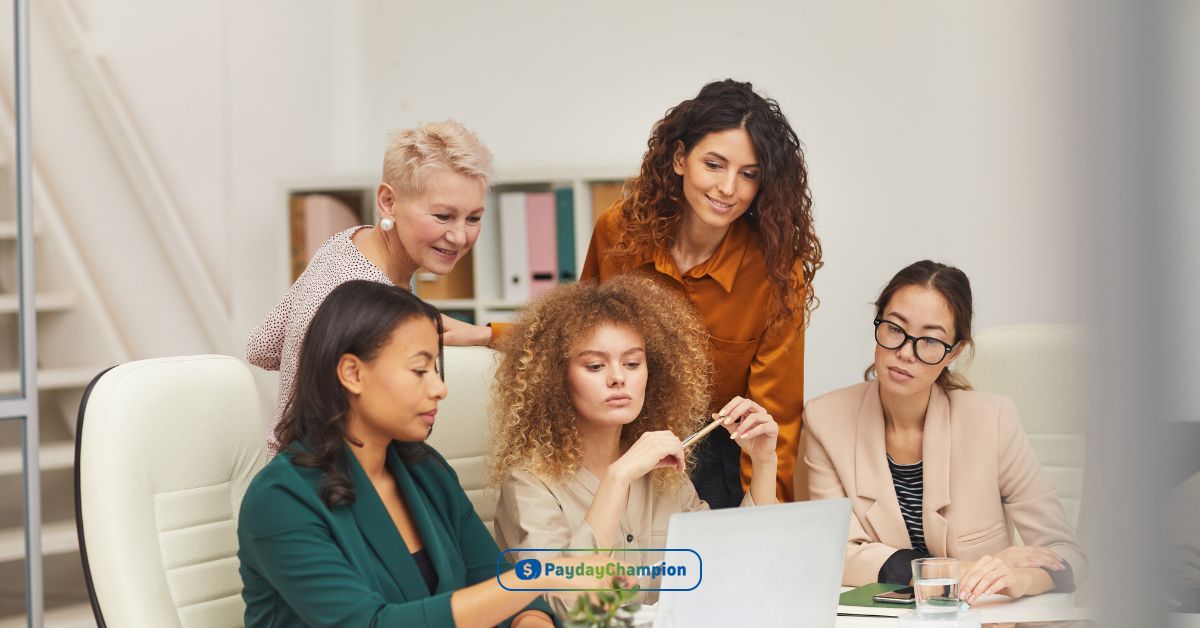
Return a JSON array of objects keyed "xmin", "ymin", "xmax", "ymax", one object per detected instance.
[{"xmin": 873, "ymin": 586, "xmax": 915, "ymax": 604}]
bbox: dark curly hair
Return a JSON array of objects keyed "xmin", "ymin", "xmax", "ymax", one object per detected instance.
[
  {"xmin": 274, "ymin": 280, "xmax": 444, "ymax": 507},
  {"xmin": 489, "ymin": 275, "xmax": 713, "ymax": 491},
  {"xmin": 614, "ymin": 79, "xmax": 823, "ymax": 328}
]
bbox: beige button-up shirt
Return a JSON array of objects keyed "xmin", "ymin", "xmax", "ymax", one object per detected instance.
[{"xmin": 494, "ymin": 466, "xmax": 752, "ymax": 610}]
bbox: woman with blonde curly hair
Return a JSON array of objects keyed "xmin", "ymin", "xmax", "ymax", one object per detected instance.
[{"xmin": 491, "ymin": 276, "xmax": 779, "ymax": 606}]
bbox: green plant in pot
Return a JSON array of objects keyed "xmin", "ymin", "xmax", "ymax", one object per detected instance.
[{"xmin": 563, "ymin": 577, "xmax": 643, "ymax": 628}]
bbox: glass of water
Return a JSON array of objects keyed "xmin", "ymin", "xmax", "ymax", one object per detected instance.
[{"xmin": 912, "ymin": 557, "xmax": 961, "ymax": 619}]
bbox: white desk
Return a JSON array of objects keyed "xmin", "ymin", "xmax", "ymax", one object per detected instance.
[
  {"xmin": 633, "ymin": 595, "xmax": 1200, "ymax": 626},
  {"xmin": 834, "ymin": 589, "xmax": 1090, "ymax": 626}
]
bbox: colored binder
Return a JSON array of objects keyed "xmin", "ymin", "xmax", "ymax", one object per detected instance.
[
  {"xmin": 555, "ymin": 188, "xmax": 576, "ymax": 282},
  {"xmin": 590, "ymin": 181, "xmax": 624, "ymax": 222},
  {"xmin": 414, "ymin": 249, "xmax": 474, "ymax": 300},
  {"xmin": 289, "ymin": 193, "xmax": 359, "ymax": 281},
  {"xmin": 524, "ymin": 192, "xmax": 557, "ymax": 299},
  {"xmin": 498, "ymin": 192, "xmax": 529, "ymax": 302}
]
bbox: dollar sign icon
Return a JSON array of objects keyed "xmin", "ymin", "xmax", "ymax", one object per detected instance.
[{"xmin": 515, "ymin": 558, "xmax": 542, "ymax": 580}]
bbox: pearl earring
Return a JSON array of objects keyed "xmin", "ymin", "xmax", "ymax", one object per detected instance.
[{"xmin": 379, "ymin": 217, "xmax": 395, "ymax": 231}]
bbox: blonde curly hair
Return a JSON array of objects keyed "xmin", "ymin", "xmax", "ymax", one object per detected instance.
[{"xmin": 489, "ymin": 274, "xmax": 713, "ymax": 491}]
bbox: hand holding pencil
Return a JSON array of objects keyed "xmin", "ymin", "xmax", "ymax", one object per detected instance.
[
  {"xmin": 682, "ymin": 396, "xmax": 779, "ymax": 464},
  {"xmin": 681, "ymin": 413, "xmax": 725, "ymax": 448}
]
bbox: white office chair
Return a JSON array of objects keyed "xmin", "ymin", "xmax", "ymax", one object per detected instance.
[
  {"xmin": 427, "ymin": 345, "xmax": 502, "ymax": 539},
  {"xmin": 959, "ymin": 325, "xmax": 1086, "ymax": 526},
  {"xmin": 75, "ymin": 355, "xmax": 266, "ymax": 627}
]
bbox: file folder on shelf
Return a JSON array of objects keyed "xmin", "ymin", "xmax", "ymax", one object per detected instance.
[
  {"xmin": 525, "ymin": 192, "xmax": 557, "ymax": 299},
  {"xmin": 555, "ymin": 188, "xmax": 576, "ymax": 282},
  {"xmin": 498, "ymin": 191, "xmax": 529, "ymax": 302}
]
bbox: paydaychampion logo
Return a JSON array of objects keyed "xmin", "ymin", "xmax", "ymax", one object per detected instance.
[{"xmin": 496, "ymin": 548, "xmax": 702, "ymax": 592}]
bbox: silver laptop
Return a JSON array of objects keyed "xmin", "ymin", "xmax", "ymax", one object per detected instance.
[{"xmin": 653, "ymin": 498, "xmax": 851, "ymax": 628}]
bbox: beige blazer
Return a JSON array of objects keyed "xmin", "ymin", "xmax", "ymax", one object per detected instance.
[{"xmin": 803, "ymin": 381, "xmax": 1086, "ymax": 586}]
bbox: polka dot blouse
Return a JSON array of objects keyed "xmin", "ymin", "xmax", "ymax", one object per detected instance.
[{"xmin": 246, "ymin": 225, "xmax": 393, "ymax": 455}]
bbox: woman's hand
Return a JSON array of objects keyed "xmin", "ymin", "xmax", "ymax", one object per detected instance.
[
  {"xmin": 958, "ymin": 555, "xmax": 1032, "ymax": 604},
  {"xmin": 608, "ymin": 431, "xmax": 685, "ymax": 484},
  {"xmin": 995, "ymin": 545, "xmax": 1066, "ymax": 571},
  {"xmin": 510, "ymin": 610, "xmax": 555, "ymax": 627},
  {"xmin": 440, "ymin": 314, "xmax": 492, "ymax": 346},
  {"xmin": 588, "ymin": 432, "xmax": 684, "ymax": 550},
  {"xmin": 716, "ymin": 396, "xmax": 779, "ymax": 465}
]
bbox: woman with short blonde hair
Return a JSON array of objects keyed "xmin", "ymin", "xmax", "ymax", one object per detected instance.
[{"xmin": 247, "ymin": 120, "xmax": 493, "ymax": 453}]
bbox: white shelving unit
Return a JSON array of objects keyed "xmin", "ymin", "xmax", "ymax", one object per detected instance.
[{"xmin": 284, "ymin": 168, "xmax": 635, "ymax": 324}]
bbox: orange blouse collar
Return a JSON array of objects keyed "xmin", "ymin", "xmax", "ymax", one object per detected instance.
[{"xmin": 644, "ymin": 218, "xmax": 752, "ymax": 293}]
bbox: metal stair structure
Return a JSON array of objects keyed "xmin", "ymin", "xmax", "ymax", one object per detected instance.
[
  {"xmin": 0, "ymin": 0, "xmax": 241, "ymax": 621},
  {"xmin": 0, "ymin": 90, "xmax": 128, "ymax": 628},
  {"xmin": 0, "ymin": 0, "xmax": 236, "ymax": 622}
]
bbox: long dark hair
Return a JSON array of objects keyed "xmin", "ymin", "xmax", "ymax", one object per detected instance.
[
  {"xmin": 274, "ymin": 280, "xmax": 444, "ymax": 507},
  {"xmin": 616, "ymin": 78, "xmax": 822, "ymax": 328},
  {"xmin": 864, "ymin": 260, "xmax": 974, "ymax": 391}
]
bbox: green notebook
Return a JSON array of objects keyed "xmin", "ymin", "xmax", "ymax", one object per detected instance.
[{"xmin": 838, "ymin": 583, "xmax": 911, "ymax": 608}]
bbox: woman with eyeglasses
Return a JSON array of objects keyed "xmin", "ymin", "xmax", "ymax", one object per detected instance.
[{"xmin": 803, "ymin": 260, "xmax": 1085, "ymax": 604}]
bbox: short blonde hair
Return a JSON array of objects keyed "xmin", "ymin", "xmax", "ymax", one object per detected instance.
[{"xmin": 382, "ymin": 120, "xmax": 494, "ymax": 197}]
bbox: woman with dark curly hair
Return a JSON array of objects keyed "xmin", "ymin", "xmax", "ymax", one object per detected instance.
[
  {"xmin": 491, "ymin": 276, "xmax": 779, "ymax": 609},
  {"xmin": 588, "ymin": 79, "xmax": 821, "ymax": 507},
  {"xmin": 237, "ymin": 280, "xmax": 623, "ymax": 627},
  {"xmin": 457, "ymin": 80, "xmax": 821, "ymax": 508}
]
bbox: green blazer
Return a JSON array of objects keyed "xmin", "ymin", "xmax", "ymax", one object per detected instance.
[{"xmin": 238, "ymin": 442, "xmax": 553, "ymax": 627}]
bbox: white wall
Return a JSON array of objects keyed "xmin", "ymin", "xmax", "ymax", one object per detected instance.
[
  {"xmin": 0, "ymin": 1, "xmax": 337, "ymax": 362},
  {"xmin": 26, "ymin": 1, "xmax": 1097, "ymax": 410},
  {"xmin": 0, "ymin": 1, "xmax": 342, "ymax": 404},
  {"xmin": 328, "ymin": 1, "xmax": 1088, "ymax": 400},
  {"xmin": 0, "ymin": 3, "xmax": 216, "ymax": 360}
]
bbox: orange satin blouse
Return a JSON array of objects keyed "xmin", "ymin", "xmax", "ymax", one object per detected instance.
[{"xmin": 577, "ymin": 204, "xmax": 807, "ymax": 502}]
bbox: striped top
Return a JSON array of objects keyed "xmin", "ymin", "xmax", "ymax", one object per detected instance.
[{"xmin": 887, "ymin": 454, "xmax": 927, "ymax": 553}]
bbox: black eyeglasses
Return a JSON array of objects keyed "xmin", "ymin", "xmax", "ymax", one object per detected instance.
[{"xmin": 873, "ymin": 318, "xmax": 957, "ymax": 366}]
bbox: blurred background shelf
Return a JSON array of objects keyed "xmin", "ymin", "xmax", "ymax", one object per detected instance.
[{"xmin": 285, "ymin": 171, "xmax": 632, "ymax": 325}]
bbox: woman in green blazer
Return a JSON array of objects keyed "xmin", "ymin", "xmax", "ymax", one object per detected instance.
[{"xmin": 238, "ymin": 281, "xmax": 612, "ymax": 627}]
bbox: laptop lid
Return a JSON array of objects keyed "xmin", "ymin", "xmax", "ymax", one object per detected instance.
[{"xmin": 653, "ymin": 498, "xmax": 851, "ymax": 628}]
